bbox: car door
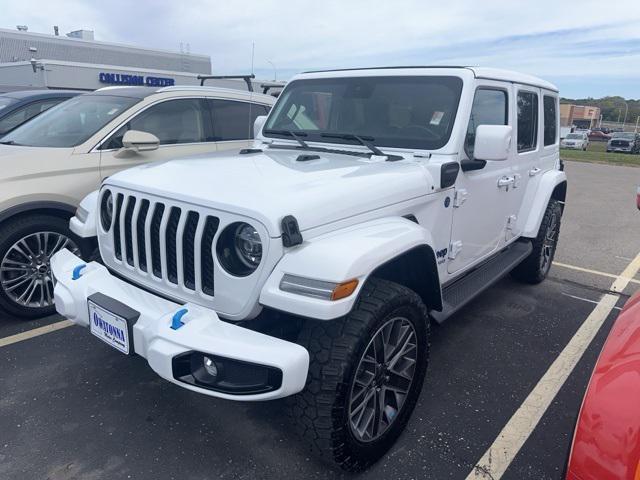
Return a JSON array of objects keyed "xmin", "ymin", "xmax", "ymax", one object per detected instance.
[
  {"xmin": 447, "ymin": 83, "xmax": 517, "ymax": 275},
  {"xmin": 208, "ymin": 99, "xmax": 270, "ymax": 152},
  {"xmin": 98, "ymin": 98, "xmax": 217, "ymax": 180},
  {"xmin": 507, "ymin": 87, "xmax": 543, "ymax": 241}
]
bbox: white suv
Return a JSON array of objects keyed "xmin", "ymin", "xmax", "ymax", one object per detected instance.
[
  {"xmin": 53, "ymin": 67, "xmax": 566, "ymax": 470},
  {"xmin": 0, "ymin": 86, "xmax": 274, "ymax": 318}
]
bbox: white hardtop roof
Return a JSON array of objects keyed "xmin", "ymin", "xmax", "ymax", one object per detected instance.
[{"xmin": 295, "ymin": 66, "xmax": 559, "ymax": 93}]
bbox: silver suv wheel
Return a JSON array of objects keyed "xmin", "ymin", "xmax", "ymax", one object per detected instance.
[{"xmin": 0, "ymin": 231, "xmax": 80, "ymax": 309}]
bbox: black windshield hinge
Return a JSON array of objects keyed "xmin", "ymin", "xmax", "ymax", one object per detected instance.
[{"xmin": 281, "ymin": 215, "xmax": 303, "ymax": 247}]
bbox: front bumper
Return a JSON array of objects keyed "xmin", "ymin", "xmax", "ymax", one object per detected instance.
[
  {"xmin": 51, "ymin": 249, "xmax": 309, "ymax": 401},
  {"xmin": 561, "ymin": 144, "xmax": 584, "ymax": 150}
]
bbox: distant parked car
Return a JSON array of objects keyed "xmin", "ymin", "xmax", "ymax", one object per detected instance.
[
  {"xmin": 561, "ymin": 132, "xmax": 589, "ymax": 150},
  {"xmin": 588, "ymin": 130, "xmax": 611, "ymax": 142},
  {"xmin": 0, "ymin": 85, "xmax": 275, "ymax": 318},
  {"xmin": 0, "ymin": 90, "xmax": 81, "ymax": 137},
  {"xmin": 607, "ymin": 132, "xmax": 640, "ymax": 154},
  {"xmin": 592, "ymin": 127, "xmax": 610, "ymax": 134}
]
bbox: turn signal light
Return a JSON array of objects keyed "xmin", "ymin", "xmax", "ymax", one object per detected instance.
[{"xmin": 331, "ymin": 279, "xmax": 359, "ymax": 301}]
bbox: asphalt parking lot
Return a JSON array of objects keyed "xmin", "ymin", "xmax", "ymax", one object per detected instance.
[{"xmin": 1, "ymin": 160, "xmax": 639, "ymax": 480}]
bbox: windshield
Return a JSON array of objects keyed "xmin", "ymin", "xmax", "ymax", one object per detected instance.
[
  {"xmin": 2, "ymin": 95, "xmax": 140, "ymax": 147},
  {"xmin": 612, "ymin": 132, "xmax": 634, "ymax": 139},
  {"xmin": 566, "ymin": 133, "xmax": 583, "ymax": 139},
  {"xmin": 264, "ymin": 76, "xmax": 464, "ymax": 151},
  {"xmin": 0, "ymin": 97, "xmax": 18, "ymax": 112}
]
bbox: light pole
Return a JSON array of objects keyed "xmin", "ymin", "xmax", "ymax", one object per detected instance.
[
  {"xmin": 622, "ymin": 102, "xmax": 629, "ymax": 130},
  {"xmin": 267, "ymin": 60, "xmax": 276, "ymax": 81}
]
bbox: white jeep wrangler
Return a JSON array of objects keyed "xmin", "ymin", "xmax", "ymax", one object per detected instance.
[{"xmin": 51, "ymin": 67, "xmax": 566, "ymax": 471}]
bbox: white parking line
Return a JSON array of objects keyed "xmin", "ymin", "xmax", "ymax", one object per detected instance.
[
  {"xmin": 0, "ymin": 320, "xmax": 74, "ymax": 348},
  {"xmin": 553, "ymin": 261, "xmax": 640, "ymax": 288},
  {"xmin": 467, "ymin": 252, "xmax": 640, "ymax": 479},
  {"xmin": 561, "ymin": 292, "xmax": 622, "ymax": 311}
]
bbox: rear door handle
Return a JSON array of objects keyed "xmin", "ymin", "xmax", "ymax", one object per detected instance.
[{"xmin": 529, "ymin": 167, "xmax": 542, "ymax": 176}]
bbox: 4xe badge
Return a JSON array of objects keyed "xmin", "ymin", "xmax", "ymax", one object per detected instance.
[{"xmin": 436, "ymin": 247, "xmax": 448, "ymax": 264}]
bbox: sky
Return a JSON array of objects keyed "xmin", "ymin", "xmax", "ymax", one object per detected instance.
[{"xmin": 3, "ymin": 0, "xmax": 640, "ymax": 99}]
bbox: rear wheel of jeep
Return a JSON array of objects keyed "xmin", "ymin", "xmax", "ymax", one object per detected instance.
[
  {"xmin": 0, "ymin": 214, "xmax": 87, "ymax": 319},
  {"xmin": 291, "ymin": 278, "xmax": 430, "ymax": 471},
  {"xmin": 511, "ymin": 199, "xmax": 562, "ymax": 284}
]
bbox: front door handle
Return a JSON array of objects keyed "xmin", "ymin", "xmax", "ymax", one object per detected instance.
[
  {"xmin": 497, "ymin": 176, "xmax": 514, "ymax": 188},
  {"xmin": 529, "ymin": 167, "xmax": 542, "ymax": 176}
]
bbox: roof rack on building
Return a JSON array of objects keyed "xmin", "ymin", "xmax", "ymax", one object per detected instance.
[{"xmin": 197, "ymin": 74, "xmax": 256, "ymax": 91}]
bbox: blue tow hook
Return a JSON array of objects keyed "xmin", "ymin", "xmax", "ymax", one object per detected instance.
[
  {"xmin": 171, "ymin": 308, "xmax": 188, "ymax": 330},
  {"xmin": 71, "ymin": 264, "xmax": 87, "ymax": 280}
]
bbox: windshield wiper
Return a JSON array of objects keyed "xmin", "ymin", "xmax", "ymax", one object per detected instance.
[
  {"xmin": 263, "ymin": 129, "xmax": 310, "ymax": 149},
  {"xmin": 0, "ymin": 140, "xmax": 18, "ymax": 145},
  {"xmin": 320, "ymin": 133, "xmax": 385, "ymax": 156}
]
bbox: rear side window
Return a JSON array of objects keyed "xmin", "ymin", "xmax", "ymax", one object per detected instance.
[
  {"xmin": 104, "ymin": 98, "xmax": 208, "ymax": 149},
  {"xmin": 543, "ymin": 95, "xmax": 557, "ymax": 146},
  {"xmin": 209, "ymin": 100, "xmax": 270, "ymax": 141},
  {"xmin": 517, "ymin": 91, "xmax": 538, "ymax": 152},
  {"xmin": 465, "ymin": 88, "xmax": 508, "ymax": 158}
]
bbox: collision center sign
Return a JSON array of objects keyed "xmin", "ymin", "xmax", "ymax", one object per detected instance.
[{"xmin": 99, "ymin": 72, "xmax": 175, "ymax": 87}]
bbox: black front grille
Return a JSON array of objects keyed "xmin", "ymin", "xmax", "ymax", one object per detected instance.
[
  {"xmin": 107, "ymin": 193, "xmax": 220, "ymax": 297},
  {"xmin": 611, "ymin": 140, "xmax": 630, "ymax": 147}
]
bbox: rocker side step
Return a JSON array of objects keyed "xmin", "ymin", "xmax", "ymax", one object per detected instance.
[{"xmin": 430, "ymin": 241, "xmax": 533, "ymax": 323}]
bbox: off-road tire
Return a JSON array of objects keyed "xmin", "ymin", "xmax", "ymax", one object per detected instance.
[
  {"xmin": 291, "ymin": 278, "xmax": 430, "ymax": 472},
  {"xmin": 0, "ymin": 214, "xmax": 89, "ymax": 319},
  {"xmin": 511, "ymin": 199, "xmax": 562, "ymax": 284}
]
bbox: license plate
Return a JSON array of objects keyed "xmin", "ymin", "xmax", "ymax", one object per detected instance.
[{"xmin": 88, "ymin": 293, "xmax": 139, "ymax": 355}]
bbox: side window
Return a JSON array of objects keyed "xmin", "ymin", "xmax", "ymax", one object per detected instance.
[
  {"xmin": 543, "ymin": 95, "xmax": 557, "ymax": 146},
  {"xmin": 465, "ymin": 88, "xmax": 508, "ymax": 158},
  {"xmin": 102, "ymin": 99, "xmax": 207, "ymax": 150},
  {"xmin": 210, "ymin": 100, "xmax": 268, "ymax": 141},
  {"xmin": 517, "ymin": 91, "xmax": 539, "ymax": 152},
  {"xmin": 0, "ymin": 99, "xmax": 66, "ymax": 135}
]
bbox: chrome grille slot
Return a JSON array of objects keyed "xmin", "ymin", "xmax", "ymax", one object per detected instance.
[
  {"xmin": 136, "ymin": 200, "xmax": 150, "ymax": 272},
  {"xmin": 150, "ymin": 203, "xmax": 165, "ymax": 278},
  {"xmin": 182, "ymin": 211, "xmax": 200, "ymax": 290},
  {"xmin": 166, "ymin": 207, "xmax": 181, "ymax": 284},
  {"xmin": 113, "ymin": 193, "xmax": 124, "ymax": 261},
  {"xmin": 123, "ymin": 196, "xmax": 136, "ymax": 266},
  {"xmin": 201, "ymin": 216, "xmax": 220, "ymax": 296}
]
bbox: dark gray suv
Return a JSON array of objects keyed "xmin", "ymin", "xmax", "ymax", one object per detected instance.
[{"xmin": 607, "ymin": 132, "xmax": 640, "ymax": 154}]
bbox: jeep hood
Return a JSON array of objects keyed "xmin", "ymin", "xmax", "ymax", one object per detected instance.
[{"xmin": 105, "ymin": 148, "xmax": 434, "ymax": 237}]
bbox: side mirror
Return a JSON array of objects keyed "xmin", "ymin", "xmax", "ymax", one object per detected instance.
[
  {"xmin": 254, "ymin": 115, "xmax": 267, "ymax": 138},
  {"xmin": 122, "ymin": 130, "xmax": 160, "ymax": 152},
  {"xmin": 473, "ymin": 125, "xmax": 513, "ymax": 161}
]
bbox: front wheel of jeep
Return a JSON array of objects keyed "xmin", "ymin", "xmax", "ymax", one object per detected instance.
[
  {"xmin": 0, "ymin": 214, "xmax": 88, "ymax": 319},
  {"xmin": 291, "ymin": 278, "xmax": 430, "ymax": 472}
]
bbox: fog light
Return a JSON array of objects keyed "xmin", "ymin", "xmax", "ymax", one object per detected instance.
[
  {"xmin": 172, "ymin": 351, "xmax": 283, "ymax": 395},
  {"xmin": 203, "ymin": 356, "xmax": 218, "ymax": 378}
]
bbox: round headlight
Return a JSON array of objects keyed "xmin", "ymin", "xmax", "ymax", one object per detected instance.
[
  {"xmin": 217, "ymin": 222, "xmax": 262, "ymax": 276},
  {"xmin": 235, "ymin": 224, "xmax": 262, "ymax": 268},
  {"xmin": 100, "ymin": 189, "xmax": 113, "ymax": 232}
]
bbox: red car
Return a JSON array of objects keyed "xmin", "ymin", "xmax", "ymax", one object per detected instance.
[
  {"xmin": 566, "ymin": 189, "xmax": 640, "ymax": 479},
  {"xmin": 588, "ymin": 130, "xmax": 612, "ymax": 142}
]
